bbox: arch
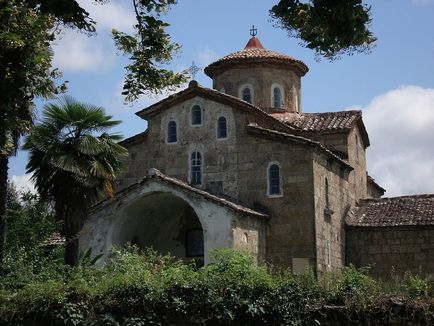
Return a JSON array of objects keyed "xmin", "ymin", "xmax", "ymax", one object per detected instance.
[
  {"xmin": 191, "ymin": 104, "xmax": 202, "ymax": 126},
  {"xmin": 267, "ymin": 162, "xmax": 282, "ymax": 196},
  {"xmin": 216, "ymin": 116, "xmax": 228, "ymax": 139},
  {"xmin": 293, "ymin": 87, "xmax": 299, "ymax": 113},
  {"xmin": 238, "ymin": 84, "xmax": 254, "ymax": 104},
  {"xmin": 190, "ymin": 151, "xmax": 202, "ymax": 186},
  {"xmin": 271, "ymin": 83, "xmax": 284, "ymax": 108},
  {"xmin": 110, "ymin": 191, "xmax": 204, "ymax": 266},
  {"xmin": 167, "ymin": 120, "xmax": 177, "ymax": 143}
]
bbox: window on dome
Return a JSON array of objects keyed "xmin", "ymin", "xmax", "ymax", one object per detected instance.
[
  {"xmin": 293, "ymin": 88, "xmax": 299, "ymax": 113},
  {"xmin": 191, "ymin": 105, "xmax": 202, "ymax": 126},
  {"xmin": 273, "ymin": 87, "xmax": 282, "ymax": 108},
  {"xmin": 242, "ymin": 87, "xmax": 252, "ymax": 104},
  {"xmin": 268, "ymin": 163, "xmax": 281, "ymax": 196},
  {"xmin": 167, "ymin": 120, "xmax": 177, "ymax": 143},
  {"xmin": 190, "ymin": 151, "xmax": 202, "ymax": 186},
  {"xmin": 217, "ymin": 116, "xmax": 227, "ymax": 139}
]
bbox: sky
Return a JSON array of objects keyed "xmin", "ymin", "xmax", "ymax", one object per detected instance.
[{"xmin": 9, "ymin": 0, "xmax": 434, "ymax": 197}]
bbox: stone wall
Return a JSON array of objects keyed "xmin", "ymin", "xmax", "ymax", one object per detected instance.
[
  {"xmin": 115, "ymin": 94, "xmax": 355, "ymax": 272},
  {"xmin": 233, "ymin": 215, "xmax": 267, "ymax": 265},
  {"xmin": 313, "ymin": 155, "xmax": 350, "ymax": 275},
  {"xmin": 346, "ymin": 226, "xmax": 434, "ymax": 279},
  {"xmin": 212, "ymin": 66, "xmax": 301, "ymax": 112}
]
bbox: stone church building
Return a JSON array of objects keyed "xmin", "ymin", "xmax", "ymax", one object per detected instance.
[{"xmin": 79, "ymin": 35, "xmax": 434, "ymax": 279}]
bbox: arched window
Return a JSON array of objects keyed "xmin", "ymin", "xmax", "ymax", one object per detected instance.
[
  {"xmin": 190, "ymin": 152, "xmax": 202, "ymax": 186},
  {"xmin": 268, "ymin": 163, "xmax": 281, "ymax": 196},
  {"xmin": 355, "ymin": 135, "xmax": 359, "ymax": 159},
  {"xmin": 217, "ymin": 116, "xmax": 227, "ymax": 139},
  {"xmin": 167, "ymin": 120, "xmax": 177, "ymax": 143},
  {"xmin": 293, "ymin": 88, "xmax": 299, "ymax": 113},
  {"xmin": 273, "ymin": 87, "xmax": 282, "ymax": 108},
  {"xmin": 242, "ymin": 87, "xmax": 252, "ymax": 103},
  {"xmin": 191, "ymin": 105, "xmax": 202, "ymax": 125}
]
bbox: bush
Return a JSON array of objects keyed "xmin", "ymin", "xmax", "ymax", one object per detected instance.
[{"xmin": 0, "ymin": 247, "xmax": 433, "ymax": 325}]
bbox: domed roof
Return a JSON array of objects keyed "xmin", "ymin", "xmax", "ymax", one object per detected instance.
[{"xmin": 204, "ymin": 36, "xmax": 309, "ymax": 78}]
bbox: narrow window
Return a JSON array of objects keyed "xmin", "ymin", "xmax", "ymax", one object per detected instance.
[
  {"xmin": 294, "ymin": 88, "xmax": 299, "ymax": 113},
  {"xmin": 217, "ymin": 116, "xmax": 227, "ymax": 139},
  {"xmin": 325, "ymin": 178, "xmax": 330, "ymax": 208},
  {"xmin": 273, "ymin": 87, "xmax": 282, "ymax": 108},
  {"xmin": 268, "ymin": 164, "xmax": 281, "ymax": 195},
  {"xmin": 355, "ymin": 135, "xmax": 359, "ymax": 159},
  {"xmin": 326, "ymin": 240, "xmax": 331, "ymax": 267},
  {"xmin": 167, "ymin": 120, "xmax": 177, "ymax": 143},
  {"xmin": 242, "ymin": 87, "xmax": 252, "ymax": 103},
  {"xmin": 191, "ymin": 152, "xmax": 202, "ymax": 185},
  {"xmin": 191, "ymin": 105, "xmax": 202, "ymax": 125}
]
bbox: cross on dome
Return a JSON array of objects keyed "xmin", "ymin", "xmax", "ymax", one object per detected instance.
[{"xmin": 249, "ymin": 25, "xmax": 257, "ymax": 37}]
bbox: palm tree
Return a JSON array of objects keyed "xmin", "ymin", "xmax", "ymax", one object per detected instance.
[{"xmin": 23, "ymin": 96, "xmax": 128, "ymax": 266}]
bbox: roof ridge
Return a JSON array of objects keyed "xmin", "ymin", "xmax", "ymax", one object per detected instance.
[{"xmin": 246, "ymin": 125, "xmax": 353, "ymax": 171}]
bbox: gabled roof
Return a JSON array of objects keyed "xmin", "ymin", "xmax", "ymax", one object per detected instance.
[
  {"xmin": 92, "ymin": 168, "xmax": 269, "ymax": 219},
  {"xmin": 246, "ymin": 125, "xmax": 353, "ymax": 172},
  {"xmin": 270, "ymin": 110, "xmax": 370, "ymax": 147},
  {"xmin": 119, "ymin": 130, "xmax": 148, "ymax": 147},
  {"xmin": 346, "ymin": 195, "xmax": 434, "ymax": 227},
  {"xmin": 367, "ymin": 174, "xmax": 386, "ymax": 195},
  {"xmin": 135, "ymin": 81, "xmax": 295, "ymax": 133},
  {"xmin": 204, "ymin": 37, "xmax": 309, "ymax": 78}
]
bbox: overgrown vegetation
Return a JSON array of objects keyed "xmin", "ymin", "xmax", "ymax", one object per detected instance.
[{"xmin": 0, "ymin": 244, "xmax": 432, "ymax": 325}]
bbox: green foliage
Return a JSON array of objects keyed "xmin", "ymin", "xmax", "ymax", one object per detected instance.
[
  {"xmin": 113, "ymin": 0, "xmax": 188, "ymax": 101},
  {"xmin": 329, "ymin": 265, "xmax": 379, "ymax": 306},
  {"xmin": 1, "ymin": 247, "xmax": 433, "ymax": 325},
  {"xmin": 5, "ymin": 183, "xmax": 58, "ymax": 251},
  {"xmin": 270, "ymin": 0, "xmax": 376, "ymax": 60},
  {"xmin": 400, "ymin": 272, "xmax": 431, "ymax": 299},
  {"xmin": 23, "ymin": 96, "xmax": 128, "ymax": 265}
]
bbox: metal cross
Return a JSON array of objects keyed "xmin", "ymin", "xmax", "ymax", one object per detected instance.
[
  {"xmin": 250, "ymin": 25, "xmax": 257, "ymax": 37},
  {"xmin": 188, "ymin": 61, "xmax": 201, "ymax": 80}
]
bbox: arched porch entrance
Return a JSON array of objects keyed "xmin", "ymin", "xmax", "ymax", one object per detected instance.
[{"xmin": 111, "ymin": 191, "xmax": 204, "ymax": 266}]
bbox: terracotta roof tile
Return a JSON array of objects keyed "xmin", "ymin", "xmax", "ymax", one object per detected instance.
[
  {"xmin": 246, "ymin": 125, "xmax": 353, "ymax": 171},
  {"xmin": 119, "ymin": 130, "xmax": 148, "ymax": 147},
  {"xmin": 204, "ymin": 38, "xmax": 308, "ymax": 78},
  {"xmin": 270, "ymin": 110, "xmax": 362, "ymax": 132},
  {"xmin": 346, "ymin": 195, "xmax": 434, "ymax": 227},
  {"xmin": 40, "ymin": 233, "xmax": 65, "ymax": 247},
  {"xmin": 93, "ymin": 168, "xmax": 269, "ymax": 219},
  {"xmin": 270, "ymin": 110, "xmax": 370, "ymax": 147}
]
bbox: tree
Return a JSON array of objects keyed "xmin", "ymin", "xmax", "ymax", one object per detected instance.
[
  {"xmin": 270, "ymin": 0, "xmax": 376, "ymax": 60},
  {"xmin": 23, "ymin": 96, "xmax": 128, "ymax": 266},
  {"xmin": 0, "ymin": 0, "xmax": 185, "ymax": 272}
]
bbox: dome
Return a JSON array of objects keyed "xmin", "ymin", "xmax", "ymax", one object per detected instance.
[{"xmin": 204, "ymin": 37, "xmax": 309, "ymax": 78}]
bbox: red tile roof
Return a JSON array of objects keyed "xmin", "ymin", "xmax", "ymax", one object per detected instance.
[
  {"xmin": 247, "ymin": 125, "xmax": 353, "ymax": 172},
  {"xmin": 40, "ymin": 233, "xmax": 65, "ymax": 247},
  {"xmin": 346, "ymin": 195, "xmax": 434, "ymax": 227},
  {"xmin": 135, "ymin": 81, "xmax": 295, "ymax": 133},
  {"xmin": 204, "ymin": 37, "xmax": 308, "ymax": 78},
  {"xmin": 119, "ymin": 130, "xmax": 148, "ymax": 147},
  {"xmin": 92, "ymin": 168, "xmax": 269, "ymax": 219},
  {"xmin": 270, "ymin": 110, "xmax": 370, "ymax": 147}
]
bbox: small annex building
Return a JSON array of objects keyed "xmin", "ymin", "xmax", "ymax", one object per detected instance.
[{"xmin": 79, "ymin": 34, "xmax": 434, "ymax": 278}]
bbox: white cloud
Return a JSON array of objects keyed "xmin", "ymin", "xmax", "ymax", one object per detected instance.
[
  {"xmin": 10, "ymin": 174, "xmax": 36, "ymax": 194},
  {"xmin": 78, "ymin": 0, "xmax": 135, "ymax": 32},
  {"xmin": 53, "ymin": 32, "xmax": 111, "ymax": 72},
  {"xmin": 361, "ymin": 85, "xmax": 434, "ymax": 197},
  {"xmin": 53, "ymin": 1, "xmax": 135, "ymax": 72}
]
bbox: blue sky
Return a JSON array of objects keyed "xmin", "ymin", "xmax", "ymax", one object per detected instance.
[{"xmin": 9, "ymin": 0, "xmax": 434, "ymax": 197}]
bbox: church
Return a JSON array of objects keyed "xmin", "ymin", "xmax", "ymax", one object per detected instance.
[{"xmin": 79, "ymin": 33, "xmax": 434, "ymax": 279}]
